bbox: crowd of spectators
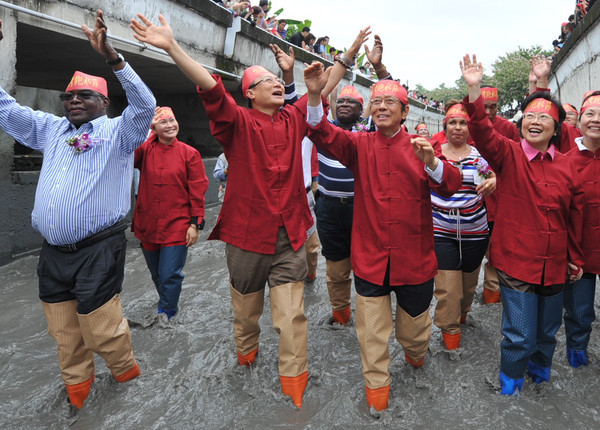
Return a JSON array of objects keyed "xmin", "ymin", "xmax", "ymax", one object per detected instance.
[
  {"xmin": 210, "ymin": 1, "xmax": 446, "ymax": 110},
  {"xmin": 552, "ymin": 1, "xmax": 596, "ymax": 58}
]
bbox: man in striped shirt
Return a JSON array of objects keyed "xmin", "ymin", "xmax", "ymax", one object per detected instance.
[{"xmin": 0, "ymin": 12, "xmax": 155, "ymax": 409}]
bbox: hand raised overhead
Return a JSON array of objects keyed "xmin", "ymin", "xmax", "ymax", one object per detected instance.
[
  {"xmin": 82, "ymin": 10, "xmax": 115, "ymax": 58},
  {"xmin": 130, "ymin": 13, "xmax": 175, "ymax": 52},
  {"xmin": 460, "ymin": 54, "xmax": 484, "ymax": 87}
]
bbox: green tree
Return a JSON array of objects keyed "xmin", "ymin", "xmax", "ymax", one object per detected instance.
[{"xmin": 490, "ymin": 45, "xmax": 552, "ymax": 108}]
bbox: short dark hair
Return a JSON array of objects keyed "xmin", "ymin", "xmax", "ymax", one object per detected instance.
[
  {"xmin": 516, "ymin": 91, "xmax": 565, "ymax": 145},
  {"xmin": 278, "ymin": 19, "xmax": 287, "ymax": 25},
  {"xmin": 302, "ymin": 26, "xmax": 310, "ymax": 32},
  {"xmin": 259, "ymin": 0, "xmax": 269, "ymax": 6}
]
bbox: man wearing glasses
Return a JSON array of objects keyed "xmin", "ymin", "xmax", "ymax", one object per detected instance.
[
  {"xmin": 305, "ymin": 72, "xmax": 462, "ymax": 412},
  {"xmin": 0, "ymin": 11, "xmax": 155, "ymax": 409}
]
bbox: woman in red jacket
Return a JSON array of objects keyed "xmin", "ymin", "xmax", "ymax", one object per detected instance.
[
  {"xmin": 461, "ymin": 54, "xmax": 584, "ymax": 396},
  {"xmin": 564, "ymin": 91, "xmax": 600, "ymax": 368},
  {"xmin": 133, "ymin": 107, "xmax": 208, "ymax": 321}
]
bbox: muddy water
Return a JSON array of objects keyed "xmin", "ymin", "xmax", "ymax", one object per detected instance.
[{"xmin": 1, "ymin": 205, "xmax": 600, "ymax": 429}]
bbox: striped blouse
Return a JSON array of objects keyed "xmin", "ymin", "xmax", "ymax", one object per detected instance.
[{"xmin": 431, "ymin": 146, "xmax": 489, "ymax": 240}]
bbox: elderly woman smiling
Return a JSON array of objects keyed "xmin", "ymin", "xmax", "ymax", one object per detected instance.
[{"xmin": 460, "ymin": 54, "xmax": 584, "ymax": 396}]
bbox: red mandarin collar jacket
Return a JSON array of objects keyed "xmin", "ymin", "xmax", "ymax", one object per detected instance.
[
  {"xmin": 308, "ymin": 117, "xmax": 462, "ymax": 286},
  {"xmin": 465, "ymin": 96, "xmax": 584, "ymax": 286},
  {"xmin": 197, "ymin": 75, "xmax": 313, "ymax": 254},
  {"xmin": 567, "ymin": 144, "xmax": 600, "ymax": 274},
  {"xmin": 133, "ymin": 136, "xmax": 208, "ymax": 244}
]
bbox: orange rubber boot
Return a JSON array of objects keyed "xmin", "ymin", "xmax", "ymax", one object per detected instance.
[
  {"xmin": 114, "ymin": 362, "xmax": 141, "ymax": 382},
  {"xmin": 483, "ymin": 289, "xmax": 501, "ymax": 304},
  {"xmin": 442, "ymin": 332, "xmax": 461, "ymax": 350},
  {"xmin": 237, "ymin": 348, "xmax": 258, "ymax": 366},
  {"xmin": 332, "ymin": 307, "xmax": 351, "ymax": 325},
  {"xmin": 280, "ymin": 371, "xmax": 308, "ymax": 408},
  {"xmin": 405, "ymin": 353, "xmax": 425, "ymax": 368},
  {"xmin": 65, "ymin": 376, "xmax": 94, "ymax": 409},
  {"xmin": 365, "ymin": 385, "xmax": 390, "ymax": 411}
]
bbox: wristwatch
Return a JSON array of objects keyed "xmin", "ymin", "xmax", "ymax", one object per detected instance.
[{"xmin": 106, "ymin": 53, "xmax": 124, "ymax": 66}]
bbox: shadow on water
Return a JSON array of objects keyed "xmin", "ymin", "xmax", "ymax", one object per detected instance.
[{"xmin": 1, "ymin": 205, "xmax": 600, "ymax": 429}]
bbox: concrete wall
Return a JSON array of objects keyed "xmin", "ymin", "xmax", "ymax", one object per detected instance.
[
  {"xmin": 0, "ymin": 0, "xmax": 443, "ymax": 265},
  {"xmin": 549, "ymin": 3, "xmax": 600, "ymax": 105}
]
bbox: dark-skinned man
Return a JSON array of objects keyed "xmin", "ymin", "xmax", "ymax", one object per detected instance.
[{"xmin": 0, "ymin": 12, "xmax": 155, "ymax": 409}]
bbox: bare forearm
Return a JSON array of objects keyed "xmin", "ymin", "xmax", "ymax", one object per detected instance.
[{"xmin": 166, "ymin": 42, "xmax": 216, "ymax": 90}]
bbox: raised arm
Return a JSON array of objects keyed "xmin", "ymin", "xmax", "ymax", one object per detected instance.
[
  {"xmin": 460, "ymin": 54, "xmax": 484, "ymax": 102},
  {"xmin": 530, "ymin": 54, "xmax": 551, "ymax": 90},
  {"xmin": 269, "ymin": 43, "xmax": 295, "ymax": 85},
  {"xmin": 82, "ymin": 10, "xmax": 125, "ymax": 71},
  {"xmin": 305, "ymin": 62, "xmax": 329, "ymax": 107},
  {"xmin": 131, "ymin": 14, "xmax": 217, "ymax": 91},
  {"xmin": 364, "ymin": 35, "xmax": 390, "ymax": 79},
  {"xmin": 321, "ymin": 26, "xmax": 371, "ymax": 98}
]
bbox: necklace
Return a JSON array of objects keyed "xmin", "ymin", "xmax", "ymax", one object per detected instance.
[{"xmin": 444, "ymin": 144, "xmax": 471, "ymax": 161}]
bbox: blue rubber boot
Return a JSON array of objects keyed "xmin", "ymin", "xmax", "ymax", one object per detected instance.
[
  {"xmin": 529, "ymin": 290, "xmax": 564, "ymax": 377},
  {"xmin": 564, "ymin": 276, "xmax": 596, "ymax": 366},
  {"xmin": 500, "ymin": 286, "xmax": 538, "ymax": 381},
  {"xmin": 566, "ymin": 347, "xmax": 588, "ymax": 368},
  {"xmin": 499, "ymin": 370, "xmax": 524, "ymax": 396},
  {"xmin": 527, "ymin": 360, "xmax": 550, "ymax": 383}
]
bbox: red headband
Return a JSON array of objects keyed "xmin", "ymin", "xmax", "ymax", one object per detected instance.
[
  {"xmin": 416, "ymin": 123, "xmax": 428, "ymax": 131},
  {"xmin": 65, "ymin": 71, "xmax": 108, "ymax": 97},
  {"xmin": 338, "ymin": 85, "xmax": 364, "ymax": 106},
  {"xmin": 241, "ymin": 65, "xmax": 271, "ymax": 99},
  {"xmin": 481, "ymin": 87, "xmax": 498, "ymax": 102},
  {"xmin": 444, "ymin": 103, "xmax": 468, "ymax": 124},
  {"xmin": 524, "ymin": 98, "xmax": 560, "ymax": 122},
  {"xmin": 581, "ymin": 95, "xmax": 600, "ymax": 114},
  {"xmin": 371, "ymin": 81, "xmax": 408, "ymax": 105},
  {"xmin": 562, "ymin": 103, "xmax": 578, "ymax": 114},
  {"xmin": 152, "ymin": 106, "xmax": 175, "ymax": 128}
]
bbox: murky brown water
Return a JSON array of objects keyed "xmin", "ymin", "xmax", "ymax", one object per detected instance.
[{"xmin": 1, "ymin": 205, "xmax": 600, "ymax": 429}]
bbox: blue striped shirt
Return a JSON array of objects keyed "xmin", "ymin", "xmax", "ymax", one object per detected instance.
[{"xmin": 0, "ymin": 63, "xmax": 155, "ymax": 245}]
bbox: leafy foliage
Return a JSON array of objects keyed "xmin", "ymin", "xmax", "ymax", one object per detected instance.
[{"xmin": 489, "ymin": 46, "xmax": 552, "ymax": 108}]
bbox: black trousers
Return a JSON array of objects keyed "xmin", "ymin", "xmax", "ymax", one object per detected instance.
[{"xmin": 37, "ymin": 231, "xmax": 127, "ymax": 314}]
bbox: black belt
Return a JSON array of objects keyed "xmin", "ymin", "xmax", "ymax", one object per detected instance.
[
  {"xmin": 49, "ymin": 220, "xmax": 128, "ymax": 253},
  {"xmin": 319, "ymin": 193, "xmax": 354, "ymax": 204},
  {"xmin": 306, "ymin": 186, "xmax": 312, "ymax": 193}
]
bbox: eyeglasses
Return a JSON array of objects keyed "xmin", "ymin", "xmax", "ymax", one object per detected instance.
[
  {"xmin": 248, "ymin": 77, "xmax": 285, "ymax": 89},
  {"xmin": 59, "ymin": 91, "xmax": 102, "ymax": 102},
  {"xmin": 523, "ymin": 112, "xmax": 554, "ymax": 123},
  {"xmin": 371, "ymin": 97, "xmax": 401, "ymax": 107}
]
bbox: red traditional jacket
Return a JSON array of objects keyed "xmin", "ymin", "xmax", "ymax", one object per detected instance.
[
  {"xmin": 465, "ymin": 96, "xmax": 584, "ymax": 286},
  {"xmin": 485, "ymin": 115, "xmax": 520, "ymax": 222},
  {"xmin": 567, "ymin": 142, "xmax": 600, "ymax": 274},
  {"xmin": 133, "ymin": 136, "xmax": 208, "ymax": 244},
  {"xmin": 308, "ymin": 118, "xmax": 462, "ymax": 286},
  {"xmin": 198, "ymin": 75, "xmax": 313, "ymax": 254}
]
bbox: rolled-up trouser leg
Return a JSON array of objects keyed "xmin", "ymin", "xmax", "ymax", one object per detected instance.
[
  {"xmin": 530, "ymin": 289, "xmax": 564, "ymax": 372},
  {"xmin": 270, "ymin": 281, "xmax": 308, "ymax": 377},
  {"xmin": 500, "ymin": 286, "xmax": 538, "ymax": 379},
  {"xmin": 395, "ymin": 305, "xmax": 432, "ymax": 364},
  {"xmin": 43, "ymin": 300, "xmax": 95, "ymax": 408},
  {"xmin": 355, "ymin": 294, "xmax": 393, "ymax": 389},
  {"xmin": 434, "ymin": 270, "xmax": 463, "ymax": 335},
  {"xmin": 564, "ymin": 276, "xmax": 596, "ymax": 351},
  {"xmin": 326, "ymin": 257, "xmax": 352, "ymax": 324},
  {"xmin": 230, "ymin": 285, "xmax": 264, "ymax": 365},
  {"xmin": 461, "ymin": 266, "xmax": 481, "ymax": 315},
  {"xmin": 77, "ymin": 294, "xmax": 139, "ymax": 382}
]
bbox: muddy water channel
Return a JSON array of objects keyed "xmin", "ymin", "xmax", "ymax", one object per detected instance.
[{"xmin": 1, "ymin": 205, "xmax": 600, "ymax": 429}]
